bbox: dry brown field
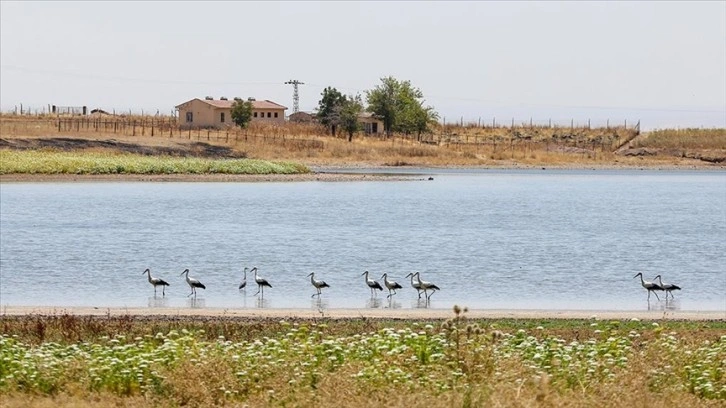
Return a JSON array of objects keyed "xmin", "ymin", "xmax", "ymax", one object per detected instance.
[{"xmin": 1, "ymin": 114, "xmax": 724, "ymax": 170}]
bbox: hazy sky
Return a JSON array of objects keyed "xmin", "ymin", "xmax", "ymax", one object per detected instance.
[{"xmin": 1, "ymin": 1, "xmax": 724, "ymax": 130}]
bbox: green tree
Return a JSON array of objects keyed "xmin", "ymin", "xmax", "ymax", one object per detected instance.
[
  {"xmin": 340, "ymin": 95, "xmax": 364, "ymax": 142},
  {"xmin": 365, "ymin": 76, "xmax": 436, "ymax": 138},
  {"xmin": 317, "ymin": 87, "xmax": 346, "ymax": 136},
  {"xmin": 230, "ymin": 99, "xmax": 253, "ymax": 128}
]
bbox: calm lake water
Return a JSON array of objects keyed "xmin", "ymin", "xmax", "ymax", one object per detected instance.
[{"xmin": 1, "ymin": 169, "xmax": 725, "ymax": 312}]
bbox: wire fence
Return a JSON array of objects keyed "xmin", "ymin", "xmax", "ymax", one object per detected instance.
[{"xmin": 0, "ymin": 114, "xmax": 642, "ymax": 153}]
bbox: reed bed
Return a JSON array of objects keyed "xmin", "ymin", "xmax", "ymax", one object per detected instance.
[
  {"xmin": 0, "ymin": 150, "xmax": 310, "ymax": 175},
  {"xmin": 0, "ymin": 309, "xmax": 724, "ymax": 407}
]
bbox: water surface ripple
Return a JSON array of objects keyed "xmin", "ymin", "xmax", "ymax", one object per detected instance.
[{"xmin": 1, "ymin": 169, "xmax": 724, "ymax": 312}]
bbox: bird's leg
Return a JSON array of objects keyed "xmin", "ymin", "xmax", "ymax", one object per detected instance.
[
  {"xmin": 162, "ymin": 286, "xmax": 165, "ymax": 297},
  {"xmin": 653, "ymin": 290, "xmax": 660, "ymax": 301}
]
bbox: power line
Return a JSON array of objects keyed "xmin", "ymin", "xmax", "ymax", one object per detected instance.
[
  {"xmin": 3, "ymin": 65, "xmax": 722, "ymax": 114},
  {"xmin": 0, "ymin": 65, "xmax": 282, "ymax": 86}
]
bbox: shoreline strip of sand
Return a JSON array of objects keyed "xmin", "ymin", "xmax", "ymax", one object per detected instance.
[{"xmin": 2, "ymin": 306, "xmax": 724, "ymax": 321}]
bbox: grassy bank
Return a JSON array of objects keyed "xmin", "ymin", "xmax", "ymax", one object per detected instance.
[
  {"xmin": 1, "ymin": 310, "xmax": 724, "ymax": 407},
  {"xmin": 0, "ymin": 150, "xmax": 310, "ymax": 175}
]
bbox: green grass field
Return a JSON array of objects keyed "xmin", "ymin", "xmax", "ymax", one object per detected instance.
[{"xmin": 0, "ymin": 150, "xmax": 310, "ymax": 175}]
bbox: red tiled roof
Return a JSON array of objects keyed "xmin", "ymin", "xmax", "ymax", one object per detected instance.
[{"xmin": 176, "ymin": 98, "xmax": 287, "ymax": 110}]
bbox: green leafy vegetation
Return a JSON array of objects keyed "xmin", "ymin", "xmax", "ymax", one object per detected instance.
[{"xmin": 0, "ymin": 310, "xmax": 723, "ymax": 407}]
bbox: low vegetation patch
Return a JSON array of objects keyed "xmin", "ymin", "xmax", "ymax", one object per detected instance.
[
  {"xmin": 0, "ymin": 150, "xmax": 310, "ymax": 175},
  {"xmin": 0, "ymin": 309, "xmax": 723, "ymax": 407}
]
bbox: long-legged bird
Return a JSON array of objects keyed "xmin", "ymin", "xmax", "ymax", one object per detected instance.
[
  {"xmin": 414, "ymin": 272, "xmax": 440, "ymax": 300},
  {"xmin": 653, "ymin": 275, "xmax": 681, "ymax": 299},
  {"xmin": 361, "ymin": 271, "xmax": 383, "ymax": 296},
  {"xmin": 142, "ymin": 268, "xmax": 170, "ymax": 297},
  {"xmin": 251, "ymin": 267, "xmax": 271, "ymax": 296},
  {"xmin": 381, "ymin": 273, "xmax": 403, "ymax": 298},
  {"xmin": 239, "ymin": 267, "xmax": 248, "ymax": 291},
  {"xmin": 307, "ymin": 272, "xmax": 330, "ymax": 297},
  {"xmin": 180, "ymin": 268, "xmax": 206, "ymax": 297},
  {"xmin": 633, "ymin": 272, "xmax": 663, "ymax": 301},
  {"xmin": 405, "ymin": 272, "xmax": 424, "ymax": 298}
]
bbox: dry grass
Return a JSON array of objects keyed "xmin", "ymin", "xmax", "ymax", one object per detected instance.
[
  {"xmin": 1, "ymin": 114, "xmax": 724, "ymax": 168},
  {"xmin": 633, "ymin": 128, "xmax": 726, "ymax": 150}
]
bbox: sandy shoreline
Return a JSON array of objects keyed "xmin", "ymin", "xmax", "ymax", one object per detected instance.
[{"xmin": 2, "ymin": 306, "xmax": 724, "ymax": 321}]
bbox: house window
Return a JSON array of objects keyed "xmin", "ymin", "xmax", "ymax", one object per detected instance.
[
  {"xmin": 267, "ymin": 112, "xmax": 271, "ymax": 118},
  {"xmin": 220, "ymin": 112, "xmax": 225, "ymax": 123},
  {"xmin": 186, "ymin": 112, "xmax": 193, "ymax": 122},
  {"xmin": 254, "ymin": 112, "xmax": 258, "ymax": 118},
  {"xmin": 274, "ymin": 112, "xmax": 278, "ymax": 118}
]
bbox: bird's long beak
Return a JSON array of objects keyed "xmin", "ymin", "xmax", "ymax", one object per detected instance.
[
  {"xmin": 180, "ymin": 269, "xmax": 188, "ymax": 276},
  {"xmin": 405, "ymin": 273, "xmax": 412, "ymax": 278},
  {"xmin": 307, "ymin": 272, "xmax": 313, "ymax": 277},
  {"xmin": 360, "ymin": 271, "xmax": 367, "ymax": 276},
  {"xmin": 653, "ymin": 275, "xmax": 661, "ymax": 280},
  {"xmin": 142, "ymin": 269, "xmax": 149, "ymax": 275},
  {"xmin": 632, "ymin": 273, "xmax": 639, "ymax": 279}
]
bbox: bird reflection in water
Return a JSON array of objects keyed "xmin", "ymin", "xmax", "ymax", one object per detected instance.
[
  {"xmin": 256, "ymin": 297, "xmax": 270, "ymax": 309},
  {"xmin": 147, "ymin": 296, "xmax": 169, "ymax": 308},
  {"xmin": 385, "ymin": 298, "xmax": 402, "ymax": 309},
  {"xmin": 647, "ymin": 298, "xmax": 681, "ymax": 311},
  {"xmin": 414, "ymin": 298, "xmax": 431, "ymax": 309},
  {"xmin": 311, "ymin": 296, "xmax": 329, "ymax": 311},
  {"xmin": 187, "ymin": 298, "xmax": 205, "ymax": 309},
  {"xmin": 366, "ymin": 298, "xmax": 382, "ymax": 308}
]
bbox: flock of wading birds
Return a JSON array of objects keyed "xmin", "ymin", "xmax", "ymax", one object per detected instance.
[
  {"xmin": 143, "ymin": 268, "xmax": 681, "ymax": 302},
  {"xmin": 144, "ymin": 267, "xmax": 441, "ymax": 300}
]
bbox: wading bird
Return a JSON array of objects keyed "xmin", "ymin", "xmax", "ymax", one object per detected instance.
[
  {"xmin": 405, "ymin": 272, "xmax": 424, "ymax": 298},
  {"xmin": 142, "ymin": 268, "xmax": 170, "ymax": 297},
  {"xmin": 361, "ymin": 271, "xmax": 383, "ymax": 296},
  {"xmin": 251, "ymin": 267, "xmax": 272, "ymax": 296},
  {"xmin": 633, "ymin": 272, "xmax": 663, "ymax": 301},
  {"xmin": 307, "ymin": 272, "xmax": 330, "ymax": 297},
  {"xmin": 381, "ymin": 273, "xmax": 403, "ymax": 298},
  {"xmin": 180, "ymin": 269, "xmax": 206, "ymax": 297},
  {"xmin": 653, "ymin": 275, "xmax": 681, "ymax": 299},
  {"xmin": 238, "ymin": 267, "xmax": 248, "ymax": 291},
  {"xmin": 413, "ymin": 272, "xmax": 440, "ymax": 300}
]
